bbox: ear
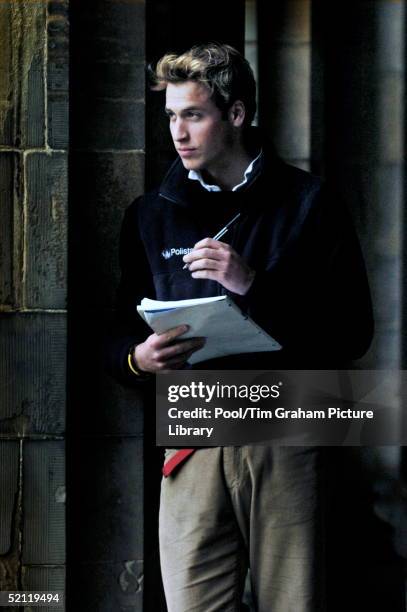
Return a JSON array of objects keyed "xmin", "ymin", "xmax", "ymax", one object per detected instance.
[{"xmin": 228, "ymin": 100, "xmax": 246, "ymax": 128}]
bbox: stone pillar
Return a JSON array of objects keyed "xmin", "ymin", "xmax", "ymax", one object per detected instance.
[
  {"xmin": 0, "ymin": 0, "xmax": 68, "ymax": 600},
  {"xmin": 312, "ymin": 3, "xmax": 406, "ymax": 609},
  {"xmin": 257, "ymin": 0, "xmax": 311, "ymax": 169},
  {"xmin": 400, "ymin": 0, "xmax": 407, "ymax": 532},
  {"xmin": 245, "ymin": 0, "xmax": 259, "ymax": 122},
  {"xmin": 69, "ymin": 1, "xmax": 146, "ymax": 610},
  {"xmin": 312, "ymin": 0, "xmax": 404, "ymax": 370}
]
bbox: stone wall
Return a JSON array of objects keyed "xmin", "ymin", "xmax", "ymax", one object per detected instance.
[{"xmin": 0, "ymin": 0, "xmax": 68, "ymax": 605}]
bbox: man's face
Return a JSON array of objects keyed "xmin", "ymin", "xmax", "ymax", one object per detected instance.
[{"xmin": 165, "ymin": 81, "xmax": 235, "ymax": 175}]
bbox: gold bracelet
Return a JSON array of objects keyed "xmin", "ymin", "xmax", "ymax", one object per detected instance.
[{"xmin": 127, "ymin": 348, "xmax": 141, "ymax": 376}]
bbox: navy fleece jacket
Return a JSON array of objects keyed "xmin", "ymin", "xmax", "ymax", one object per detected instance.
[{"xmin": 108, "ymin": 135, "xmax": 373, "ymax": 384}]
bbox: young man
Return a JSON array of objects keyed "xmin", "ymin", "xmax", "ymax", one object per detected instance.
[{"xmin": 110, "ymin": 43, "xmax": 373, "ymax": 611}]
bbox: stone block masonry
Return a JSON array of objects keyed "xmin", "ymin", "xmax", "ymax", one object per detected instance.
[{"xmin": 0, "ymin": 0, "xmax": 68, "ymax": 602}]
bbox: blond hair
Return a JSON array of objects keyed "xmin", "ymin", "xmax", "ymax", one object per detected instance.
[{"xmin": 150, "ymin": 43, "xmax": 256, "ymax": 127}]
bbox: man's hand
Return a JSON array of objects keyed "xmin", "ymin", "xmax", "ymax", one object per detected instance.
[
  {"xmin": 134, "ymin": 325, "xmax": 205, "ymax": 373},
  {"xmin": 183, "ymin": 238, "xmax": 255, "ymax": 295}
]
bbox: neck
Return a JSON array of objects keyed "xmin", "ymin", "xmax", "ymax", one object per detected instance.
[{"xmin": 202, "ymin": 141, "xmax": 253, "ymax": 191}]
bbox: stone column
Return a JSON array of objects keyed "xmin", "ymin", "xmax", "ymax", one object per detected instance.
[
  {"xmin": 400, "ymin": 0, "xmax": 407, "ymax": 537},
  {"xmin": 69, "ymin": 1, "xmax": 146, "ymax": 610},
  {"xmin": 257, "ymin": 0, "xmax": 311, "ymax": 169},
  {"xmin": 312, "ymin": 0, "xmax": 404, "ymax": 370},
  {"xmin": 0, "ymin": 0, "xmax": 68, "ymax": 600},
  {"xmin": 245, "ymin": 0, "xmax": 259, "ymax": 122},
  {"xmin": 312, "ymin": 3, "xmax": 406, "ymax": 609}
]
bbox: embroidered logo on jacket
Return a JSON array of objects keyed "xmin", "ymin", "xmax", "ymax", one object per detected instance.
[{"xmin": 161, "ymin": 247, "xmax": 193, "ymax": 259}]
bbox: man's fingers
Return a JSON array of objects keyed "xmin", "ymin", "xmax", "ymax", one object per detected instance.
[
  {"xmin": 188, "ymin": 258, "xmax": 221, "ymax": 273},
  {"xmin": 193, "ymin": 237, "xmax": 227, "ymax": 250},
  {"xmin": 153, "ymin": 324, "xmax": 189, "ymax": 347},
  {"xmin": 183, "ymin": 246, "xmax": 224, "ymax": 264},
  {"xmin": 191, "ymin": 270, "xmax": 220, "ymax": 282},
  {"xmin": 159, "ymin": 337, "xmax": 206, "ymax": 360},
  {"xmin": 161, "ymin": 348, "xmax": 198, "ymax": 368}
]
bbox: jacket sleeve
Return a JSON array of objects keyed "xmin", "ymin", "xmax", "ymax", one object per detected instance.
[
  {"xmin": 244, "ymin": 184, "xmax": 374, "ymax": 366},
  {"xmin": 106, "ymin": 197, "xmax": 157, "ymax": 386}
]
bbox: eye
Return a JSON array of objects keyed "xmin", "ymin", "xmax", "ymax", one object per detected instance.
[{"xmin": 186, "ymin": 111, "xmax": 202, "ymax": 119}]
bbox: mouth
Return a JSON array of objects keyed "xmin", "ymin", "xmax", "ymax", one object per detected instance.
[{"xmin": 178, "ymin": 148, "xmax": 197, "ymax": 157}]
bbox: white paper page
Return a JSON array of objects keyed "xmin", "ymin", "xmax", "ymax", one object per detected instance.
[
  {"xmin": 139, "ymin": 297, "xmax": 280, "ymax": 364},
  {"xmin": 140, "ymin": 295, "xmax": 227, "ymax": 310}
]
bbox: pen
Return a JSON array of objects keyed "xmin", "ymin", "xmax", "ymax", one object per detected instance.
[{"xmin": 183, "ymin": 212, "xmax": 241, "ymax": 269}]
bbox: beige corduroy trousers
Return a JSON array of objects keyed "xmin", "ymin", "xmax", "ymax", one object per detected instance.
[{"xmin": 159, "ymin": 445, "xmax": 326, "ymax": 612}]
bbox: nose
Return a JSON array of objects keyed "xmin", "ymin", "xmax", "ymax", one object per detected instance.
[{"xmin": 171, "ymin": 117, "xmax": 188, "ymax": 142}]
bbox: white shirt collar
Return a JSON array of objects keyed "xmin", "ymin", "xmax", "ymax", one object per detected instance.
[{"xmin": 188, "ymin": 149, "xmax": 263, "ymax": 192}]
